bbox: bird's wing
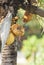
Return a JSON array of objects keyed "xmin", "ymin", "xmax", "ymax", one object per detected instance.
[{"xmin": 1, "ymin": 11, "xmax": 12, "ymax": 50}]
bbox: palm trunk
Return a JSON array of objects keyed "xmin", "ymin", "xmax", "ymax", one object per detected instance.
[{"xmin": 1, "ymin": 43, "xmax": 17, "ymax": 65}]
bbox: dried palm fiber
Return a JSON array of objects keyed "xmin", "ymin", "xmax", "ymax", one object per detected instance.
[{"xmin": 2, "ymin": 42, "xmax": 17, "ymax": 65}]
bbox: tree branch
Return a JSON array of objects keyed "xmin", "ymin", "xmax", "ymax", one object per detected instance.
[
  {"xmin": 21, "ymin": 5, "xmax": 44, "ymax": 17},
  {"xmin": 30, "ymin": 5, "xmax": 44, "ymax": 17}
]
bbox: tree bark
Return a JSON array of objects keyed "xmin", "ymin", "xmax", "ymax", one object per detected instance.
[{"xmin": 1, "ymin": 43, "xmax": 17, "ymax": 65}]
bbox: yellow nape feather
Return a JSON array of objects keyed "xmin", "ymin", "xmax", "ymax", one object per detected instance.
[{"xmin": 6, "ymin": 33, "xmax": 15, "ymax": 45}]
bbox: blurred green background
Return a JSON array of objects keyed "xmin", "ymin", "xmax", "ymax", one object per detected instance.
[{"xmin": 17, "ymin": 0, "xmax": 44, "ymax": 65}]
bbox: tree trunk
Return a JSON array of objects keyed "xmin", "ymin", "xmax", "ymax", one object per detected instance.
[{"xmin": 1, "ymin": 43, "xmax": 17, "ymax": 65}]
